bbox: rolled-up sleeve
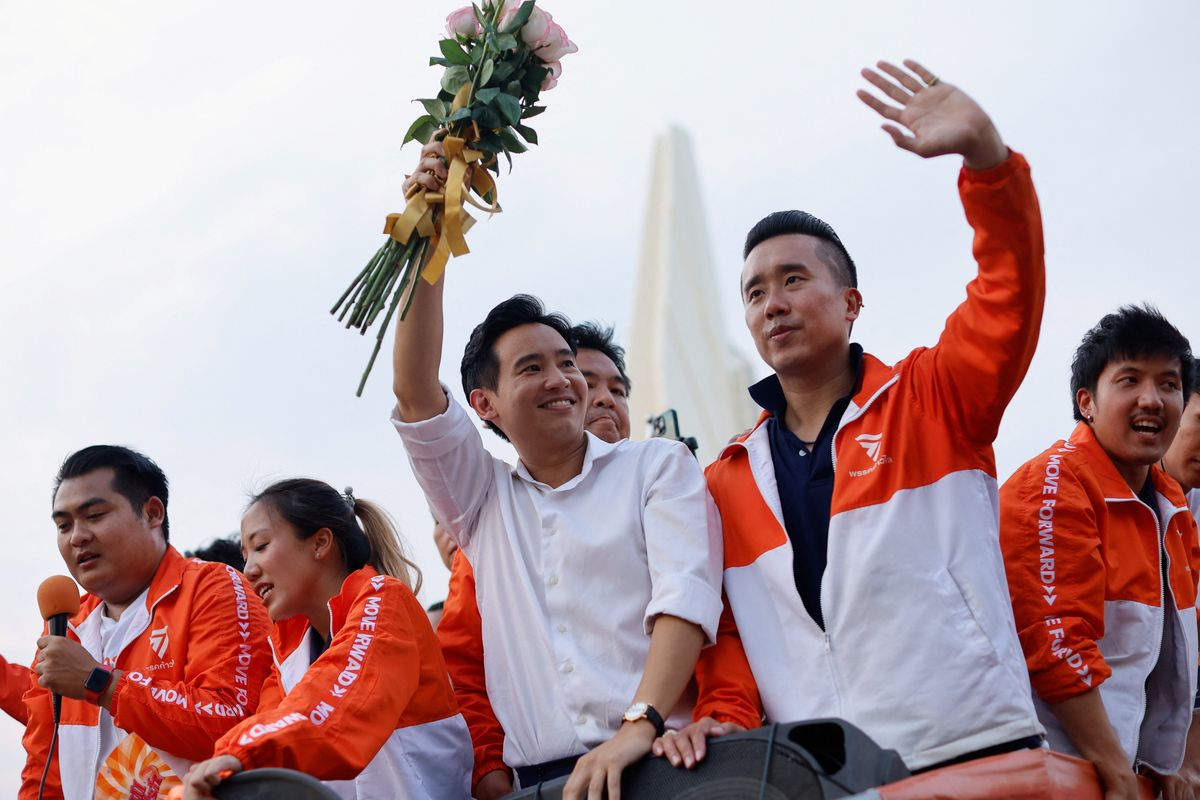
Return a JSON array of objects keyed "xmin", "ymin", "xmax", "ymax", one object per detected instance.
[
  {"xmin": 641, "ymin": 443, "xmax": 725, "ymax": 644},
  {"xmin": 391, "ymin": 384, "xmax": 495, "ymax": 547}
]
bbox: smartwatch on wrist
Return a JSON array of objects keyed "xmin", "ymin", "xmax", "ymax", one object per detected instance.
[
  {"xmin": 83, "ymin": 666, "xmax": 114, "ymax": 706},
  {"xmin": 622, "ymin": 702, "xmax": 665, "ymax": 737}
]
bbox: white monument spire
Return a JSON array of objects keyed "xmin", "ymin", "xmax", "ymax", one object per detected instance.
[{"xmin": 626, "ymin": 126, "xmax": 759, "ymax": 464}]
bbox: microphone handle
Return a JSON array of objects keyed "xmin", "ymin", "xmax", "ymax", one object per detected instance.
[{"xmin": 46, "ymin": 613, "xmax": 69, "ymax": 724}]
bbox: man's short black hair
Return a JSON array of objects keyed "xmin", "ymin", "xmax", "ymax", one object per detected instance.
[
  {"xmin": 743, "ymin": 210, "xmax": 858, "ymax": 289},
  {"xmin": 460, "ymin": 294, "xmax": 577, "ymax": 441},
  {"xmin": 1070, "ymin": 305, "xmax": 1194, "ymax": 421},
  {"xmin": 572, "ymin": 322, "xmax": 631, "ymax": 393},
  {"xmin": 185, "ymin": 534, "xmax": 244, "ymax": 571},
  {"xmin": 54, "ymin": 445, "xmax": 170, "ymax": 542}
]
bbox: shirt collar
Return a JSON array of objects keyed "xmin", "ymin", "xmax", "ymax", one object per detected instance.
[
  {"xmin": 513, "ymin": 432, "xmax": 621, "ymax": 491},
  {"xmin": 748, "ymin": 343, "xmax": 865, "ymax": 415}
]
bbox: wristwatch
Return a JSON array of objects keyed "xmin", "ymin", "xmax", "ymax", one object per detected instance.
[
  {"xmin": 83, "ymin": 666, "xmax": 114, "ymax": 706},
  {"xmin": 622, "ymin": 702, "xmax": 665, "ymax": 737}
]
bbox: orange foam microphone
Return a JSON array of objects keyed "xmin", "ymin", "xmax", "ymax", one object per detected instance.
[{"xmin": 37, "ymin": 575, "xmax": 80, "ymax": 723}]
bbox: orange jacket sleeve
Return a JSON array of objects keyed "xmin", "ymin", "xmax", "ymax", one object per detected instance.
[
  {"xmin": 1, "ymin": 654, "xmax": 30, "ymax": 725},
  {"xmin": 692, "ymin": 594, "xmax": 763, "ymax": 730},
  {"xmin": 108, "ymin": 566, "xmax": 274, "ymax": 761},
  {"xmin": 19, "ymin": 647, "xmax": 59, "ymax": 800},
  {"xmin": 215, "ymin": 578, "xmax": 422, "ymax": 777},
  {"xmin": 909, "ymin": 151, "xmax": 1046, "ymax": 447},
  {"xmin": 1000, "ymin": 457, "xmax": 1112, "ymax": 704},
  {"xmin": 438, "ymin": 551, "xmax": 509, "ymax": 790}
]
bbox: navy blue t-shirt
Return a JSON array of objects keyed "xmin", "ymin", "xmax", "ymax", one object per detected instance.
[{"xmin": 747, "ymin": 345, "xmax": 863, "ymax": 630}]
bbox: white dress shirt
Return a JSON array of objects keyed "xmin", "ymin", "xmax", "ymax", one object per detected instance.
[{"xmin": 392, "ymin": 389, "xmax": 723, "ymax": 768}]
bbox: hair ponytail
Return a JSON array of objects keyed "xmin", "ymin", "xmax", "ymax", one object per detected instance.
[
  {"xmin": 250, "ymin": 478, "xmax": 421, "ymax": 596},
  {"xmin": 352, "ymin": 498, "xmax": 423, "ymax": 594}
]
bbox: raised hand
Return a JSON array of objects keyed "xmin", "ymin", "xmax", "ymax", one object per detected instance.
[{"xmin": 857, "ymin": 59, "xmax": 1008, "ymax": 170}]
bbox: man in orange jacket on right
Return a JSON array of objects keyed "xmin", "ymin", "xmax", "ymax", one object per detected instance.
[
  {"xmin": 1000, "ymin": 308, "xmax": 1200, "ymax": 799},
  {"xmin": 657, "ymin": 58, "xmax": 1046, "ymax": 773}
]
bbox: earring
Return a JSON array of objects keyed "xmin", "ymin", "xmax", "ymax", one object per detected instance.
[{"xmin": 1085, "ymin": 415, "xmax": 1094, "ymax": 424}]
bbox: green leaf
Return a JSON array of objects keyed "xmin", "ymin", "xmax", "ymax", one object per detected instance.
[
  {"xmin": 507, "ymin": 80, "xmax": 523, "ymax": 96},
  {"xmin": 494, "ymin": 93, "xmax": 522, "ymax": 126},
  {"xmin": 441, "ymin": 65, "xmax": 471, "ymax": 93},
  {"xmin": 501, "ymin": 0, "xmax": 535, "ymax": 34},
  {"xmin": 402, "ymin": 115, "xmax": 437, "ymax": 145},
  {"xmin": 417, "ymin": 98, "xmax": 448, "ymax": 121},
  {"xmin": 479, "ymin": 58, "xmax": 494, "ymax": 87},
  {"xmin": 475, "ymin": 87, "xmax": 501, "ymax": 104},
  {"xmin": 429, "ymin": 57, "xmax": 450, "ymax": 67},
  {"xmin": 495, "ymin": 33, "xmax": 518, "ymax": 51},
  {"xmin": 472, "ymin": 3, "xmax": 485, "ymax": 24},
  {"xmin": 497, "ymin": 126, "xmax": 528, "ymax": 154},
  {"xmin": 521, "ymin": 105, "xmax": 547, "ymax": 118},
  {"xmin": 447, "ymin": 107, "xmax": 473, "ymax": 122},
  {"xmin": 491, "ymin": 60, "xmax": 515, "ymax": 84},
  {"xmin": 521, "ymin": 64, "xmax": 548, "ymax": 93},
  {"xmin": 471, "ymin": 104, "xmax": 503, "ymax": 130},
  {"xmin": 513, "ymin": 123, "xmax": 538, "ymax": 144},
  {"xmin": 475, "ymin": 129, "xmax": 504, "ymax": 153},
  {"xmin": 438, "ymin": 38, "xmax": 472, "ymax": 66}
]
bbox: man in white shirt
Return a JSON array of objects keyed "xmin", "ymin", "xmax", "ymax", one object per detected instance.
[{"xmin": 390, "ymin": 248, "xmax": 723, "ymax": 798}]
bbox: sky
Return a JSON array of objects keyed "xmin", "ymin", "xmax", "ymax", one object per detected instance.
[{"xmin": 1, "ymin": 0, "xmax": 1197, "ymax": 786}]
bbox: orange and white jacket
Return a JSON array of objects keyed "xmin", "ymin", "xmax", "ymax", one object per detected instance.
[
  {"xmin": 697, "ymin": 153, "xmax": 1045, "ymax": 769},
  {"xmin": 1000, "ymin": 424, "xmax": 1200, "ymax": 773},
  {"xmin": 214, "ymin": 566, "xmax": 472, "ymax": 800},
  {"xmin": 438, "ymin": 550, "xmax": 508, "ymax": 792},
  {"xmin": 20, "ymin": 547, "xmax": 273, "ymax": 800},
  {"xmin": 2, "ymin": 654, "xmax": 30, "ymax": 724}
]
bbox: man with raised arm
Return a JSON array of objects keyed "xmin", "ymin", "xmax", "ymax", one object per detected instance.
[
  {"xmin": 435, "ymin": 322, "xmax": 638, "ymax": 799},
  {"xmin": 390, "ymin": 271, "xmax": 721, "ymax": 798},
  {"xmin": 657, "ymin": 59, "xmax": 1045, "ymax": 773},
  {"xmin": 21, "ymin": 445, "xmax": 273, "ymax": 799}
]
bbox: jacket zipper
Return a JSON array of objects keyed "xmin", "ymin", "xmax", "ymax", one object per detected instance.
[
  {"xmin": 820, "ymin": 372, "xmax": 900, "ymax": 710},
  {"xmin": 1125, "ymin": 493, "xmax": 1168, "ymax": 769}
]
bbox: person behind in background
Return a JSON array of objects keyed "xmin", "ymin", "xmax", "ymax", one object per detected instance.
[
  {"xmin": 183, "ymin": 479, "xmax": 471, "ymax": 799},
  {"xmin": 662, "ymin": 59, "xmax": 1045, "ymax": 773},
  {"xmin": 438, "ymin": 321, "xmax": 634, "ymax": 799},
  {"xmin": 390, "ymin": 275, "xmax": 721, "ymax": 798},
  {"xmin": 1000, "ymin": 307, "xmax": 1200, "ymax": 799},
  {"xmin": 184, "ymin": 534, "xmax": 246, "ymax": 572},
  {"xmin": 1164, "ymin": 357, "xmax": 1200, "ymax": 522},
  {"xmin": 22, "ymin": 445, "xmax": 273, "ymax": 799}
]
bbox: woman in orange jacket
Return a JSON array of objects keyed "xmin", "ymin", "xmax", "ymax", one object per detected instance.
[{"xmin": 182, "ymin": 479, "xmax": 472, "ymax": 799}]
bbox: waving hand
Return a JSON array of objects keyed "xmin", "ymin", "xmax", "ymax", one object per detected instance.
[{"xmin": 857, "ymin": 59, "xmax": 1008, "ymax": 170}]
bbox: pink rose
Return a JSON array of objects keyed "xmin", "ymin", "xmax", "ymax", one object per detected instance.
[
  {"xmin": 540, "ymin": 60, "xmax": 562, "ymax": 91},
  {"xmin": 520, "ymin": 7, "xmax": 551, "ymax": 47},
  {"xmin": 533, "ymin": 21, "xmax": 577, "ymax": 63},
  {"xmin": 497, "ymin": 0, "xmax": 521, "ymax": 30},
  {"xmin": 445, "ymin": 6, "xmax": 481, "ymax": 38}
]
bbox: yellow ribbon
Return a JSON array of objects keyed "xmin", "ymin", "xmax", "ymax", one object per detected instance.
[{"xmin": 383, "ymin": 84, "xmax": 502, "ymax": 285}]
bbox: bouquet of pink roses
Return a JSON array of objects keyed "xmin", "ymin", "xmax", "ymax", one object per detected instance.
[{"xmin": 332, "ymin": 0, "xmax": 576, "ymax": 395}]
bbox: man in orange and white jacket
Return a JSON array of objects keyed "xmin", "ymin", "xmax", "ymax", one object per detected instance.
[
  {"xmin": 22, "ymin": 446, "xmax": 272, "ymax": 800},
  {"xmin": 658, "ymin": 60, "xmax": 1045, "ymax": 772},
  {"xmin": 1001, "ymin": 308, "xmax": 1200, "ymax": 798}
]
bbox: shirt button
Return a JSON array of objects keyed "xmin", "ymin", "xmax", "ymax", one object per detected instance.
[
  {"xmin": 546, "ymin": 527, "xmax": 557, "ymax": 536},
  {"xmin": 557, "ymin": 623, "xmax": 568, "ymax": 633},
  {"xmin": 577, "ymin": 714, "xmax": 588, "ymax": 725},
  {"xmin": 562, "ymin": 662, "xmax": 574, "ymax": 674},
  {"xmin": 548, "ymin": 575, "xmax": 559, "ymax": 587}
]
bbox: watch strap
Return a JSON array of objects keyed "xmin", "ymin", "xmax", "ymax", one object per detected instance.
[
  {"xmin": 83, "ymin": 666, "xmax": 113, "ymax": 706},
  {"xmin": 625, "ymin": 703, "xmax": 665, "ymax": 737}
]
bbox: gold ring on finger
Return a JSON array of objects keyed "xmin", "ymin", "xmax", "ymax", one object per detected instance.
[{"xmin": 926, "ymin": 75, "xmax": 941, "ymax": 87}]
